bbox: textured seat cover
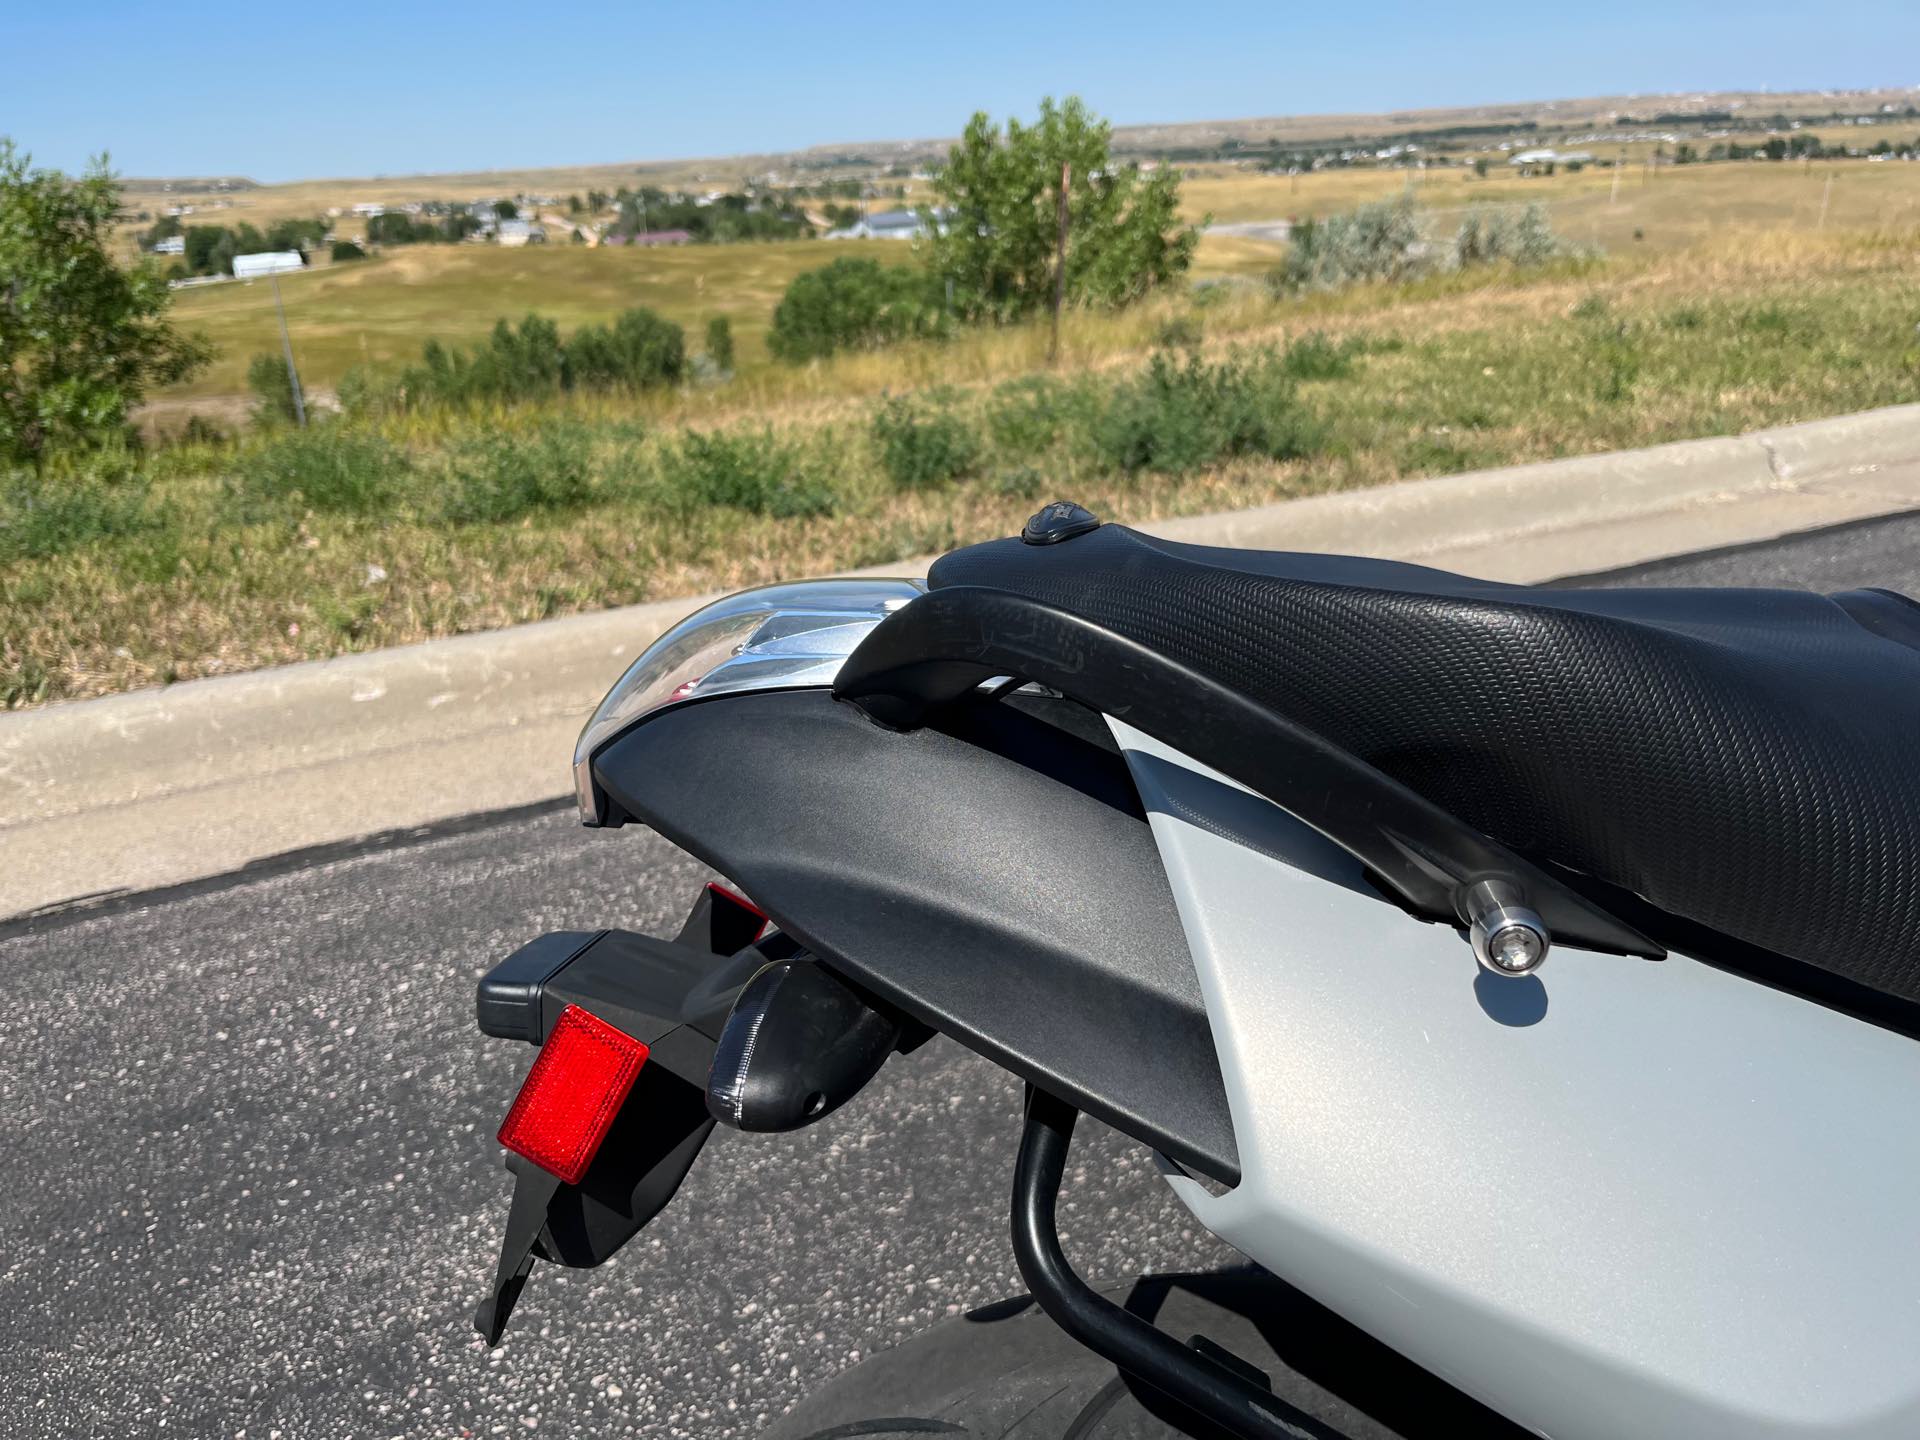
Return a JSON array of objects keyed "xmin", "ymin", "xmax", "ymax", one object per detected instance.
[{"xmin": 929, "ymin": 523, "xmax": 1920, "ymax": 1004}]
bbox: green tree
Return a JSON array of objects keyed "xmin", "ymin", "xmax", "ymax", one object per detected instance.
[
  {"xmin": 494, "ymin": 199, "xmax": 518, "ymax": 219},
  {"xmin": 921, "ymin": 97, "xmax": 1200, "ymax": 323},
  {"xmin": 183, "ymin": 224, "xmax": 229, "ymax": 274},
  {"xmin": 0, "ymin": 140, "xmax": 211, "ymax": 463}
]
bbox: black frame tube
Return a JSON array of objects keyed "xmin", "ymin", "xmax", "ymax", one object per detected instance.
[{"xmin": 1011, "ymin": 1085, "xmax": 1328, "ymax": 1440}]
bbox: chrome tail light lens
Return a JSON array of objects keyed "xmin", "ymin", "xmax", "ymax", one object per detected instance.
[{"xmin": 573, "ymin": 578, "xmax": 924, "ymax": 823}]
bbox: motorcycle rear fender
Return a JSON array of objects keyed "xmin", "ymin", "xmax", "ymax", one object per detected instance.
[{"xmin": 589, "ymin": 685, "xmax": 1241, "ymax": 1186}]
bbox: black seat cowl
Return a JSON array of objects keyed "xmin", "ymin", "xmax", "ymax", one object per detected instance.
[{"xmin": 921, "ymin": 524, "xmax": 1920, "ymax": 1006}]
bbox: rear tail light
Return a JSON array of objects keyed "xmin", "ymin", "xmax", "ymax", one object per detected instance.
[{"xmin": 496, "ymin": 1004, "xmax": 649, "ymax": 1184}]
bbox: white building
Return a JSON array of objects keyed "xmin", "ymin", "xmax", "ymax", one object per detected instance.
[
  {"xmin": 825, "ymin": 208, "xmax": 944, "ymax": 241},
  {"xmin": 151, "ymin": 235, "xmax": 186, "ymax": 255},
  {"xmin": 233, "ymin": 251, "xmax": 305, "ymax": 280},
  {"xmin": 495, "ymin": 219, "xmax": 547, "ymax": 247}
]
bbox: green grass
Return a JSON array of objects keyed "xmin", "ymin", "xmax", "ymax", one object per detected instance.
[
  {"xmin": 8, "ymin": 226, "xmax": 1920, "ymax": 708},
  {"xmin": 156, "ymin": 240, "xmax": 923, "ymax": 403}
]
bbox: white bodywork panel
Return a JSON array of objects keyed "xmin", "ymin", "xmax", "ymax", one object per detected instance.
[{"xmin": 1110, "ymin": 719, "xmax": 1920, "ymax": 1439}]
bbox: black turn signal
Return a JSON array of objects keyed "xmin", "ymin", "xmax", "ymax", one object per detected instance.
[{"xmin": 706, "ymin": 960, "xmax": 900, "ymax": 1131}]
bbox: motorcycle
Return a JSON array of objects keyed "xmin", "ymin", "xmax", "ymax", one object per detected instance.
[{"xmin": 470, "ymin": 500, "xmax": 1920, "ymax": 1439}]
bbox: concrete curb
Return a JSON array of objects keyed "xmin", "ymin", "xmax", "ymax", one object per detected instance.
[{"xmin": 5, "ymin": 402, "xmax": 1919, "ymax": 920}]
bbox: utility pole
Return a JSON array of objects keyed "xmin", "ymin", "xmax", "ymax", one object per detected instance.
[
  {"xmin": 1819, "ymin": 171, "xmax": 1834, "ymax": 230},
  {"xmin": 1049, "ymin": 160, "xmax": 1070, "ymax": 368},
  {"xmin": 1611, "ymin": 148, "xmax": 1623, "ymax": 206},
  {"xmin": 271, "ymin": 273, "xmax": 306, "ymax": 428}
]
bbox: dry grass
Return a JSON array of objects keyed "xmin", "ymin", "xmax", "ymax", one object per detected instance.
[
  {"xmin": 10, "ymin": 222, "xmax": 1920, "ymax": 707},
  {"xmin": 139, "ymin": 155, "xmax": 1920, "ymax": 429}
]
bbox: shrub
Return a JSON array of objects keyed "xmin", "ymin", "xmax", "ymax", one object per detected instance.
[
  {"xmin": 563, "ymin": 307, "xmax": 685, "ymax": 392},
  {"xmin": 0, "ymin": 460, "xmax": 159, "ymax": 563},
  {"xmin": 768, "ymin": 258, "xmax": 946, "ymax": 363},
  {"xmin": 387, "ymin": 308, "xmax": 684, "ymax": 411},
  {"xmin": 179, "ymin": 415, "xmax": 229, "ymax": 447},
  {"xmin": 478, "ymin": 314, "xmax": 566, "ymax": 399},
  {"xmin": 1153, "ymin": 313, "xmax": 1203, "ymax": 350},
  {"xmin": 705, "ymin": 316, "xmax": 735, "ymax": 374},
  {"xmin": 246, "ymin": 352, "xmax": 300, "ymax": 425},
  {"xmin": 330, "ymin": 240, "xmax": 366, "ymax": 262},
  {"xmin": 1090, "ymin": 349, "xmax": 1320, "ymax": 475},
  {"xmin": 439, "ymin": 421, "xmax": 596, "ymax": 524},
  {"xmin": 239, "ymin": 427, "xmax": 405, "ymax": 514},
  {"xmin": 337, "ymin": 364, "xmax": 403, "ymax": 417},
  {"xmin": 398, "ymin": 315, "xmax": 566, "ymax": 408},
  {"xmin": 986, "ymin": 374, "xmax": 1098, "ymax": 457},
  {"xmin": 1277, "ymin": 198, "xmax": 1427, "ymax": 291},
  {"xmin": 1454, "ymin": 204, "xmax": 1565, "ymax": 267},
  {"xmin": 1570, "ymin": 303, "xmax": 1641, "ymax": 403},
  {"xmin": 871, "ymin": 394, "xmax": 982, "ymax": 490},
  {"xmin": 1278, "ymin": 332, "xmax": 1359, "ymax": 381},
  {"xmin": 993, "ymin": 466, "xmax": 1046, "ymax": 499},
  {"xmin": 655, "ymin": 428, "xmax": 835, "ymax": 517}
]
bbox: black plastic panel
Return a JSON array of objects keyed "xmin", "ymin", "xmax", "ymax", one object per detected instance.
[{"xmin": 593, "ymin": 688, "xmax": 1240, "ymax": 1184}]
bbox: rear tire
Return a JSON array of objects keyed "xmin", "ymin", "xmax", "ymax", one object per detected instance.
[{"xmin": 765, "ymin": 1269, "xmax": 1529, "ymax": 1440}]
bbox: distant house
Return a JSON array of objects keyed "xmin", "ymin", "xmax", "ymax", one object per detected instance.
[
  {"xmin": 233, "ymin": 251, "xmax": 305, "ymax": 280},
  {"xmin": 826, "ymin": 208, "xmax": 941, "ymax": 241},
  {"xmin": 604, "ymin": 228, "xmax": 693, "ymax": 248},
  {"xmin": 1508, "ymin": 148, "xmax": 1589, "ymax": 174},
  {"xmin": 351, "ymin": 201, "xmax": 387, "ymax": 218},
  {"xmin": 151, "ymin": 235, "xmax": 186, "ymax": 256},
  {"xmin": 495, "ymin": 219, "xmax": 547, "ymax": 247}
]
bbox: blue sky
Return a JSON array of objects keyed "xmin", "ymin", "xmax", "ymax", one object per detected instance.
[{"xmin": 8, "ymin": 1, "xmax": 1918, "ymax": 181}]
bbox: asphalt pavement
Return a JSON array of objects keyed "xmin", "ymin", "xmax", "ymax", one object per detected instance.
[{"xmin": 3, "ymin": 511, "xmax": 1917, "ymax": 1440}]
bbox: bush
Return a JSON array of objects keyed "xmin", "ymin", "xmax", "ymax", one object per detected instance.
[
  {"xmin": 1570, "ymin": 301, "xmax": 1640, "ymax": 403},
  {"xmin": 330, "ymin": 240, "xmax": 366, "ymax": 263},
  {"xmin": 655, "ymin": 428, "xmax": 835, "ymax": 518},
  {"xmin": 1153, "ymin": 313, "xmax": 1203, "ymax": 350},
  {"xmin": 238, "ymin": 427, "xmax": 405, "ymax": 514},
  {"xmin": 383, "ymin": 308, "xmax": 684, "ymax": 411},
  {"xmin": 986, "ymin": 374, "xmax": 1099, "ymax": 457},
  {"xmin": 768, "ymin": 258, "xmax": 946, "ymax": 363},
  {"xmin": 1090, "ymin": 349, "xmax": 1320, "ymax": 475},
  {"xmin": 337, "ymin": 364, "xmax": 403, "ymax": 417},
  {"xmin": 1454, "ymin": 204, "xmax": 1564, "ymax": 267},
  {"xmin": 246, "ymin": 352, "xmax": 300, "ymax": 425},
  {"xmin": 1277, "ymin": 198, "xmax": 1427, "ymax": 291},
  {"xmin": 563, "ymin": 307, "xmax": 685, "ymax": 392},
  {"xmin": 705, "ymin": 316, "xmax": 735, "ymax": 374},
  {"xmin": 0, "ymin": 460, "xmax": 159, "ymax": 563},
  {"xmin": 871, "ymin": 394, "xmax": 982, "ymax": 490},
  {"xmin": 439, "ymin": 421, "xmax": 596, "ymax": 524},
  {"xmin": 1278, "ymin": 332, "xmax": 1359, "ymax": 381}
]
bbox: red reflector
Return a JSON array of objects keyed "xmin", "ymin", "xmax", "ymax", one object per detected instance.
[{"xmin": 497, "ymin": 1005, "xmax": 649, "ymax": 1184}]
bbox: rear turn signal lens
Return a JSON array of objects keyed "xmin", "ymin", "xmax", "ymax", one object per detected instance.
[{"xmin": 497, "ymin": 1004, "xmax": 649, "ymax": 1184}]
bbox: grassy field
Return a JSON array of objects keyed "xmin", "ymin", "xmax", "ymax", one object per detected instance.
[
  {"xmin": 1182, "ymin": 154, "xmax": 1920, "ymax": 243},
  {"xmin": 142, "ymin": 156, "xmax": 1920, "ymax": 429},
  {"xmin": 153, "ymin": 239, "xmax": 923, "ymax": 403},
  {"xmin": 9, "ymin": 220, "xmax": 1919, "ymax": 708}
]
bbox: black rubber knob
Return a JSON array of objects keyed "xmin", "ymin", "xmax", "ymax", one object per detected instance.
[{"xmin": 1022, "ymin": 501, "xmax": 1101, "ymax": 545}]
